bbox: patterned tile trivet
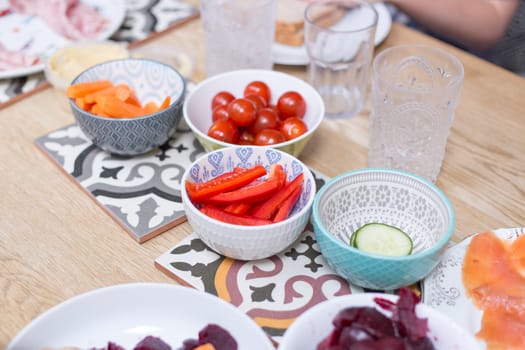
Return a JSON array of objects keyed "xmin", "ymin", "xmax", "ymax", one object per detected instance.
[
  {"xmin": 155, "ymin": 227, "xmax": 367, "ymax": 344},
  {"xmin": 35, "ymin": 118, "xmax": 204, "ymax": 243},
  {"xmin": 0, "ymin": 0, "xmax": 198, "ymax": 106}
]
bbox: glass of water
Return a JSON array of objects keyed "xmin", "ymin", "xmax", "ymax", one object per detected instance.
[
  {"xmin": 200, "ymin": 0, "xmax": 276, "ymax": 77},
  {"xmin": 368, "ymin": 45, "xmax": 464, "ymax": 182},
  {"xmin": 304, "ymin": 0, "xmax": 377, "ymax": 118}
]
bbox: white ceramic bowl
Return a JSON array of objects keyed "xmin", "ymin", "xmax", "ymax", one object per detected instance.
[
  {"xmin": 181, "ymin": 146, "xmax": 316, "ymax": 260},
  {"xmin": 278, "ymin": 292, "xmax": 483, "ymax": 350},
  {"xmin": 183, "ymin": 69, "xmax": 324, "ymax": 157},
  {"xmin": 312, "ymin": 168, "xmax": 455, "ymax": 290}
]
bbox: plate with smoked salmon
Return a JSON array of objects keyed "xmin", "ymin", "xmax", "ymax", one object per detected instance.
[{"xmin": 422, "ymin": 227, "xmax": 525, "ymax": 350}]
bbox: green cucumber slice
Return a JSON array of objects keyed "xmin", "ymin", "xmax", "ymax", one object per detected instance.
[{"xmin": 352, "ymin": 223, "xmax": 413, "ymax": 256}]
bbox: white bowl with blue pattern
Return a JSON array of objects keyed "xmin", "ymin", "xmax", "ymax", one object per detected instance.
[
  {"xmin": 312, "ymin": 168, "xmax": 455, "ymax": 290},
  {"xmin": 69, "ymin": 58, "xmax": 185, "ymax": 156},
  {"xmin": 181, "ymin": 146, "xmax": 316, "ymax": 261}
]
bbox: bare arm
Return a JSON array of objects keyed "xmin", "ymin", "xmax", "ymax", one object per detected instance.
[{"xmin": 378, "ymin": 0, "xmax": 520, "ymax": 50}]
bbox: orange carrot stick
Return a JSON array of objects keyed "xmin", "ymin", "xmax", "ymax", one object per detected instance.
[
  {"xmin": 159, "ymin": 96, "xmax": 171, "ymax": 110},
  {"xmin": 98, "ymin": 95, "xmax": 147, "ymax": 118},
  {"xmin": 66, "ymin": 80, "xmax": 113, "ymax": 99},
  {"xmin": 143, "ymin": 101, "xmax": 160, "ymax": 114},
  {"xmin": 84, "ymin": 85, "xmax": 119, "ymax": 104}
]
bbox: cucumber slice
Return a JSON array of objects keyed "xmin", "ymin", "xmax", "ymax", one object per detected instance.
[{"xmin": 353, "ymin": 223, "xmax": 413, "ymax": 256}]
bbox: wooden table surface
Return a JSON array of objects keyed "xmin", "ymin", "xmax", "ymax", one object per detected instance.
[{"xmin": 2, "ymin": 11, "xmax": 525, "ymax": 348}]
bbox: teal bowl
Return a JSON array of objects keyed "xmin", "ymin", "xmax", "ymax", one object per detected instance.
[{"xmin": 312, "ymin": 168, "xmax": 455, "ymax": 290}]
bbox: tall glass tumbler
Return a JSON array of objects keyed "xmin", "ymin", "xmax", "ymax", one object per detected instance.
[
  {"xmin": 368, "ymin": 45, "xmax": 464, "ymax": 182},
  {"xmin": 200, "ymin": 0, "xmax": 276, "ymax": 77},
  {"xmin": 304, "ymin": 0, "xmax": 377, "ymax": 118}
]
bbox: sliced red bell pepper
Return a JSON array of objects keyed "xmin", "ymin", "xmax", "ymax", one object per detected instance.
[
  {"xmin": 186, "ymin": 164, "xmax": 266, "ymax": 202},
  {"xmin": 251, "ymin": 173, "xmax": 304, "ymax": 220},
  {"xmin": 200, "ymin": 205, "xmax": 273, "ymax": 226},
  {"xmin": 273, "ymin": 185, "xmax": 302, "ymax": 222},
  {"xmin": 197, "ymin": 176, "xmax": 281, "ymax": 205},
  {"xmin": 269, "ymin": 163, "xmax": 286, "ymax": 188},
  {"xmin": 223, "ymin": 202, "xmax": 251, "ymax": 215}
]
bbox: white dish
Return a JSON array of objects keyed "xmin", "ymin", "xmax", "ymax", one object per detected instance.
[
  {"xmin": 7, "ymin": 283, "xmax": 275, "ymax": 350},
  {"xmin": 0, "ymin": 0, "xmax": 126, "ymax": 80},
  {"xmin": 279, "ymin": 292, "xmax": 482, "ymax": 349},
  {"xmin": 272, "ymin": 2, "xmax": 392, "ymax": 66},
  {"xmin": 422, "ymin": 227, "xmax": 525, "ymax": 349}
]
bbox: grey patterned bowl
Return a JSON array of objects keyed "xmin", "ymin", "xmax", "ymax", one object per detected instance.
[
  {"xmin": 312, "ymin": 168, "xmax": 455, "ymax": 290},
  {"xmin": 69, "ymin": 58, "xmax": 185, "ymax": 156}
]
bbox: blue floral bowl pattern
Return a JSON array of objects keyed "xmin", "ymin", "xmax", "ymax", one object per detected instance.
[
  {"xmin": 181, "ymin": 146, "xmax": 316, "ymax": 260},
  {"xmin": 312, "ymin": 168, "xmax": 455, "ymax": 290},
  {"xmin": 69, "ymin": 58, "xmax": 185, "ymax": 156}
]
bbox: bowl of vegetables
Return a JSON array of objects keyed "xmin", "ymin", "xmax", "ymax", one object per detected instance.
[
  {"xmin": 311, "ymin": 168, "xmax": 455, "ymax": 290},
  {"xmin": 278, "ymin": 288, "xmax": 482, "ymax": 349},
  {"xmin": 181, "ymin": 146, "xmax": 316, "ymax": 260},
  {"xmin": 183, "ymin": 69, "xmax": 324, "ymax": 157},
  {"xmin": 68, "ymin": 58, "xmax": 186, "ymax": 156}
]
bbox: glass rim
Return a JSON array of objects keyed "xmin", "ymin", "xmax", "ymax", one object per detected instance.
[
  {"xmin": 304, "ymin": 0, "xmax": 378, "ymax": 34},
  {"xmin": 372, "ymin": 44, "xmax": 465, "ymax": 91}
]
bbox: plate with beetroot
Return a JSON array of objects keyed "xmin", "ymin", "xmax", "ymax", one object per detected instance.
[
  {"xmin": 6, "ymin": 283, "xmax": 274, "ymax": 350},
  {"xmin": 278, "ymin": 288, "xmax": 482, "ymax": 350}
]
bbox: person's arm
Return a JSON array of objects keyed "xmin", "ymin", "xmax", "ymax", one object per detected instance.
[{"xmin": 380, "ymin": 0, "xmax": 520, "ymax": 50}]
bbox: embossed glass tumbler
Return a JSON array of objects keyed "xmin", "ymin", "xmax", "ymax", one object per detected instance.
[{"xmin": 368, "ymin": 45, "xmax": 464, "ymax": 182}]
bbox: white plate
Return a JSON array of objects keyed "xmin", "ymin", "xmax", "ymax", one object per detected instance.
[
  {"xmin": 422, "ymin": 227, "xmax": 525, "ymax": 349},
  {"xmin": 279, "ymin": 292, "xmax": 482, "ymax": 349},
  {"xmin": 6, "ymin": 283, "xmax": 275, "ymax": 350},
  {"xmin": 0, "ymin": 0, "xmax": 126, "ymax": 80},
  {"xmin": 271, "ymin": 2, "xmax": 392, "ymax": 66}
]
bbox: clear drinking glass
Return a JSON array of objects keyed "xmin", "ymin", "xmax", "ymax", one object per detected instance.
[
  {"xmin": 368, "ymin": 45, "xmax": 464, "ymax": 182},
  {"xmin": 200, "ymin": 0, "xmax": 276, "ymax": 77},
  {"xmin": 304, "ymin": 0, "xmax": 377, "ymax": 118}
]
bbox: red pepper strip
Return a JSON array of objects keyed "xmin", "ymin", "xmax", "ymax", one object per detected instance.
[
  {"xmin": 269, "ymin": 164, "xmax": 286, "ymax": 188},
  {"xmin": 224, "ymin": 202, "xmax": 251, "ymax": 215},
  {"xmin": 200, "ymin": 205, "xmax": 273, "ymax": 226},
  {"xmin": 198, "ymin": 177, "xmax": 281, "ymax": 205},
  {"xmin": 186, "ymin": 164, "xmax": 266, "ymax": 202},
  {"xmin": 251, "ymin": 173, "xmax": 304, "ymax": 220},
  {"xmin": 273, "ymin": 185, "xmax": 302, "ymax": 222}
]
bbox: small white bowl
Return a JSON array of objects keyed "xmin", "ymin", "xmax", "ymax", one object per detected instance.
[
  {"xmin": 278, "ymin": 292, "xmax": 483, "ymax": 350},
  {"xmin": 181, "ymin": 146, "xmax": 316, "ymax": 260},
  {"xmin": 183, "ymin": 69, "xmax": 325, "ymax": 157}
]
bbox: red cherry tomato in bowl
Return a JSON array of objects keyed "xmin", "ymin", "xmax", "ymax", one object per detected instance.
[
  {"xmin": 227, "ymin": 98, "xmax": 257, "ymax": 127},
  {"xmin": 249, "ymin": 107, "xmax": 280, "ymax": 135},
  {"xmin": 208, "ymin": 119, "xmax": 239, "ymax": 144},
  {"xmin": 212, "ymin": 105, "xmax": 229, "ymax": 122},
  {"xmin": 280, "ymin": 117, "xmax": 308, "ymax": 140},
  {"xmin": 277, "ymin": 91, "xmax": 306, "ymax": 119},
  {"xmin": 211, "ymin": 91, "xmax": 235, "ymax": 110},
  {"xmin": 244, "ymin": 81, "xmax": 271, "ymax": 105},
  {"xmin": 254, "ymin": 129, "xmax": 286, "ymax": 146}
]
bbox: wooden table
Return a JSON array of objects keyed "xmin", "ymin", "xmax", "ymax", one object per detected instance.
[{"xmin": 1, "ymin": 14, "xmax": 525, "ymax": 347}]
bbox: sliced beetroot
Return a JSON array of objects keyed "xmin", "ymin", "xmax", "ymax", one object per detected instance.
[
  {"xmin": 198, "ymin": 324, "xmax": 238, "ymax": 350},
  {"xmin": 391, "ymin": 288, "xmax": 429, "ymax": 340},
  {"xmin": 133, "ymin": 335, "xmax": 171, "ymax": 350},
  {"xmin": 350, "ymin": 337, "xmax": 406, "ymax": 350},
  {"xmin": 334, "ymin": 307, "xmax": 395, "ymax": 339}
]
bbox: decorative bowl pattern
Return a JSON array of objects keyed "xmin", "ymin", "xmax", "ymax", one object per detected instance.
[
  {"xmin": 181, "ymin": 146, "xmax": 316, "ymax": 260},
  {"xmin": 183, "ymin": 69, "xmax": 324, "ymax": 157},
  {"xmin": 69, "ymin": 58, "xmax": 186, "ymax": 156},
  {"xmin": 312, "ymin": 168, "xmax": 455, "ymax": 290}
]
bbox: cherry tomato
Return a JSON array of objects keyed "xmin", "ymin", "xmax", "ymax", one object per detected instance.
[
  {"xmin": 277, "ymin": 91, "xmax": 306, "ymax": 119},
  {"xmin": 211, "ymin": 91, "xmax": 235, "ymax": 110},
  {"xmin": 227, "ymin": 98, "xmax": 257, "ymax": 127},
  {"xmin": 244, "ymin": 81, "xmax": 271, "ymax": 105},
  {"xmin": 208, "ymin": 119, "xmax": 239, "ymax": 144},
  {"xmin": 254, "ymin": 129, "xmax": 286, "ymax": 146},
  {"xmin": 245, "ymin": 94, "xmax": 267, "ymax": 110},
  {"xmin": 280, "ymin": 117, "xmax": 308, "ymax": 140},
  {"xmin": 249, "ymin": 108, "xmax": 280, "ymax": 136},
  {"xmin": 238, "ymin": 129, "xmax": 255, "ymax": 145},
  {"xmin": 212, "ymin": 105, "xmax": 229, "ymax": 122}
]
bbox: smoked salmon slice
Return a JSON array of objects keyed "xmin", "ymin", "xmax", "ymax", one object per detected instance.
[{"xmin": 462, "ymin": 231, "xmax": 525, "ymax": 349}]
